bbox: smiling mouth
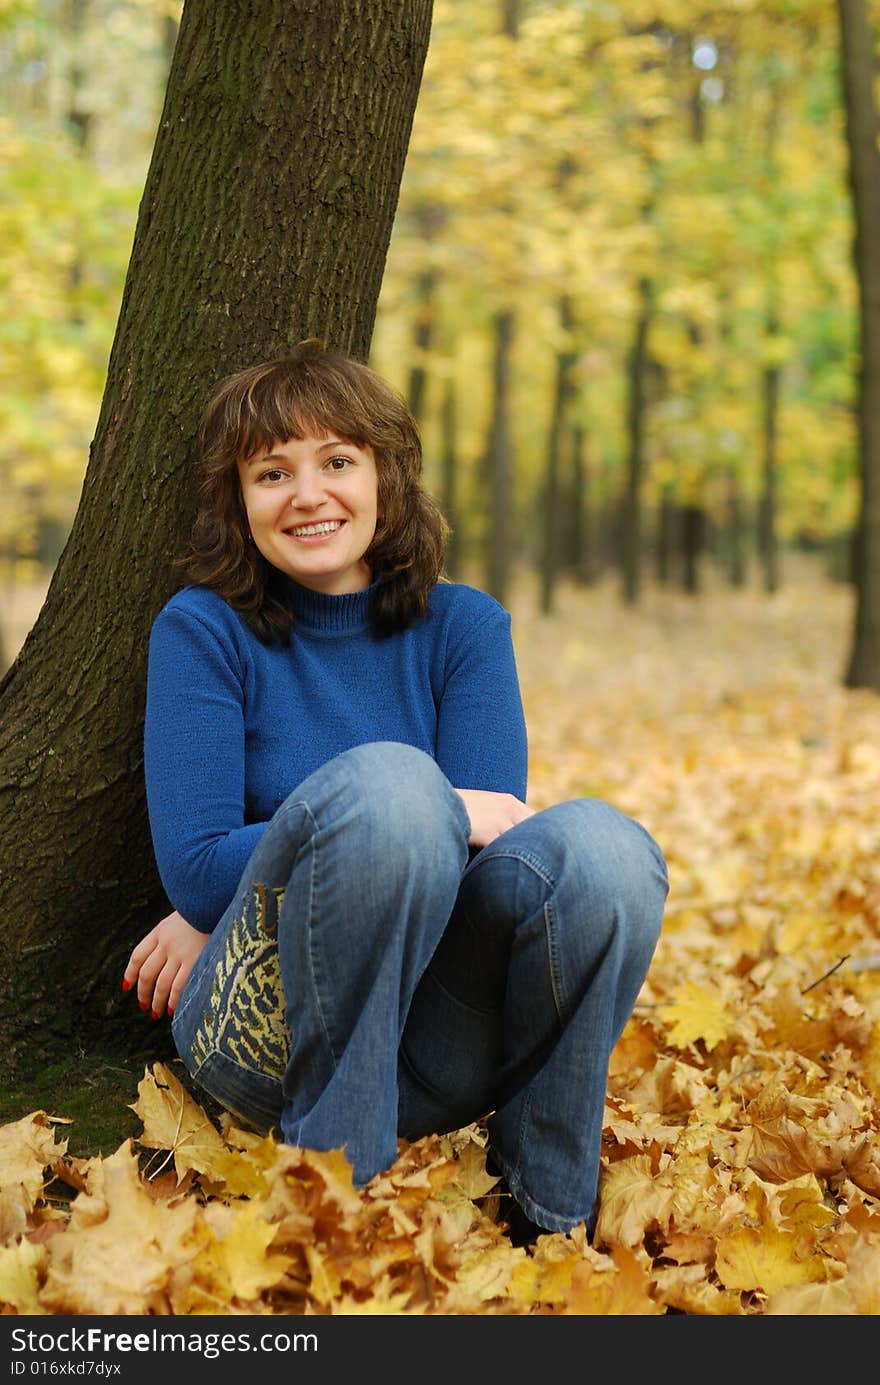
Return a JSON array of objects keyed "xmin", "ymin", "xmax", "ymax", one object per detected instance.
[{"xmin": 286, "ymin": 520, "xmax": 345, "ymax": 538}]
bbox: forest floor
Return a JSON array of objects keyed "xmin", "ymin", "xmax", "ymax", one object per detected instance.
[{"xmin": 3, "ymin": 554, "xmax": 880, "ymax": 1315}]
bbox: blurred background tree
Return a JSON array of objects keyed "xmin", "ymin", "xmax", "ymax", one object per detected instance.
[
  {"xmin": 836, "ymin": 0, "xmax": 880, "ymax": 686},
  {"xmin": 2, "ymin": 0, "xmax": 867, "ymax": 664}
]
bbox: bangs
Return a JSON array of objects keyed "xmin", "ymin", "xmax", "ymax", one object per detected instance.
[{"xmin": 234, "ymin": 371, "xmax": 373, "ymax": 464}]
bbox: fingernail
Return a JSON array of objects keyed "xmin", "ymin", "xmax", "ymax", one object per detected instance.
[
  {"xmin": 122, "ymin": 979, "xmax": 131, "ymax": 992},
  {"xmin": 139, "ymin": 1002, "xmax": 148, "ymax": 1012},
  {"xmin": 167, "ymin": 1005, "xmax": 174, "ymax": 1017},
  {"xmin": 151, "ymin": 1010, "xmax": 159, "ymax": 1021}
]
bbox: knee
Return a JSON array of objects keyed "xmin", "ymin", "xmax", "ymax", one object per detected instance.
[
  {"xmin": 315, "ymin": 741, "xmax": 470, "ymax": 861},
  {"xmin": 539, "ymin": 798, "xmax": 668, "ymax": 949}
]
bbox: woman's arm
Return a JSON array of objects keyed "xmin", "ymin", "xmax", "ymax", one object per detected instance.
[
  {"xmin": 144, "ymin": 597, "xmax": 265, "ymax": 928},
  {"xmin": 434, "ymin": 593, "xmax": 532, "ymax": 844}
]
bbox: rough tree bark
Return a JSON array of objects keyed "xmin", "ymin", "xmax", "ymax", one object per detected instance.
[
  {"xmin": 0, "ymin": 0, "xmax": 432, "ymax": 1079},
  {"xmin": 837, "ymin": 0, "xmax": 880, "ymax": 688}
]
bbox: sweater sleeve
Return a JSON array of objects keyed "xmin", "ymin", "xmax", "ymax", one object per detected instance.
[
  {"xmin": 434, "ymin": 598, "xmax": 528, "ymax": 800},
  {"xmin": 144, "ymin": 599, "xmax": 266, "ymax": 930}
]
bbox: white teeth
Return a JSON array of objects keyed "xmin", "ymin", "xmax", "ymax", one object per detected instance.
[{"xmin": 288, "ymin": 520, "xmax": 342, "ymax": 537}]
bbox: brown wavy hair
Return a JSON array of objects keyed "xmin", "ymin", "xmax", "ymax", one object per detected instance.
[{"xmin": 180, "ymin": 339, "xmax": 449, "ymax": 642}]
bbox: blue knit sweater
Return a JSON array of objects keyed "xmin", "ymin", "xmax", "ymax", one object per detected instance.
[{"xmin": 144, "ymin": 577, "xmax": 529, "ymax": 930}]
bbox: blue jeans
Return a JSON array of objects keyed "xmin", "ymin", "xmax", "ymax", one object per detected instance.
[{"xmin": 171, "ymin": 742, "xmax": 668, "ymax": 1234}]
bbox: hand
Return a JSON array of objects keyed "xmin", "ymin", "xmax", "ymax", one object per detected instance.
[
  {"xmin": 455, "ymin": 788, "xmax": 535, "ymax": 848},
  {"xmin": 122, "ymin": 910, "xmax": 209, "ymax": 1019}
]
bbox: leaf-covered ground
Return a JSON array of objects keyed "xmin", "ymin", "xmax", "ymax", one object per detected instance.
[{"xmin": 2, "ymin": 561, "xmax": 880, "ymax": 1316}]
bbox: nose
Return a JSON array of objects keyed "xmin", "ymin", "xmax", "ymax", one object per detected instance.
[{"xmin": 290, "ymin": 466, "xmax": 325, "ymax": 510}]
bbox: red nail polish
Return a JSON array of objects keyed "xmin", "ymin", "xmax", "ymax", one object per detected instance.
[
  {"xmin": 151, "ymin": 1010, "xmax": 159, "ymax": 1021},
  {"xmin": 122, "ymin": 979, "xmax": 131, "ymax": 992},
  {"xmin": 139, "ymin": 1002, "xmax": 148, "ymax": 1012},
  {"xmin": 167, "ymin": 1005, "xmax": 174, "ymax": 1017}
]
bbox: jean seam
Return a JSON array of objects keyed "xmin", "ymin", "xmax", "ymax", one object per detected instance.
[
  {"xmin": 543, "ymin": 897, "xmax": 567, "ymax": 1024},
  {"xmin": 465, "ymin": 846, "xmax": 556, "ymax": 890},
  {"xmin": 511, "ymin": 1086, "xmax": 533, "ymax": 1181},
  {"xmin": 301, "ymin": 800, "xmax": 341, "ymax": 1069},
  {"xmin": 479, "ymin": 850, "xmax": 566, "ymax": 1019}
]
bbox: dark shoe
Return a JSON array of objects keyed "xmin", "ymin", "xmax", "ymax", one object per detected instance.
[
  {"xmin": 504, "ymin": 1198, "xmax": 545, "ymax": 1248},
  {"xmin": 486, "ymin": 1152, "xmax": 545, "ymax": 1248}
]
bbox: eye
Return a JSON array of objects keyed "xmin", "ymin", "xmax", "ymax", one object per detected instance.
[
  {"xmin": 325, "ymin": 455, "xmax": 353, "ymax": 472},
  {"xmin": 257, "ymin": 467, "xmax": 286, "ymax": 483}
]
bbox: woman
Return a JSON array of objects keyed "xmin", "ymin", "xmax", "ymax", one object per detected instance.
[{"xmin": 123, "ymin": 338, "xmax": 668, "ymax": 1246}]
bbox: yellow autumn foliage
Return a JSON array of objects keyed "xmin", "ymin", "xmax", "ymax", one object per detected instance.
[{"xmin": 2, "ymin": 565, "xmax": 880, "ymax": 1315}]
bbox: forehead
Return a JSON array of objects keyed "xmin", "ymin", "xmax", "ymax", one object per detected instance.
[{"xmin": 239, "ymin": 433, "xmax": 376, "ymax": 465}]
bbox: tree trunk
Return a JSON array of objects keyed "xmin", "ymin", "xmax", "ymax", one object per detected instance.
[
  {"xmin": 406, "ymin": 203, "xmax": 445, "ymax": 426},
  {"xmin": 656, "ymin": 488, "xmax": 676, "ymax": 586},
  {"xmin": 483, "ymin": 0, "xmax": 520, "ymax": 607},
  {"xmin": 757, "ymin": 308, "xmax": 781, "ymax": 594},
  {"xmin": 570, "ymin": 422, "xmax": 598, "ymax": 585},
  {"xmin": 0, "ymin": 0, "xmax": 432, "ymax": 1080},
  {"xmin": 621, "ymin": 275, "xmax": 652, "ymax": 605},
  {"xmin": 838, "ymin": 0, "xmax": 880, "ymax": 688},
  {"xmin": 680, "ymin": 504, "xmax": 705, "ymax": 594},
  {"xmin": 406, "ymin": 269, "xmax": 437, "ymax": 426},
  {"xmin": 440, "ymin": 376, "xmax": 462, "ymax": 579},
  {"xmin": 726, "ymin": 470, "xmax": 747, "ymax": 587},
  {"xmin": 484, "ymin": 308, "xmax": 515, "ymax": 605},
  {"xmin": 539, "ymin": 295, "xmax": 575, "ymax": 615}
]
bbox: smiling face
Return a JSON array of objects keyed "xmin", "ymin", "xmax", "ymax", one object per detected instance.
[{"xmin": 237, "ymin": 433, "xmax": 379, "ymax": 594}]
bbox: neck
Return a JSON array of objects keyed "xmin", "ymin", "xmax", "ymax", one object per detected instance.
[{"xmin": 280, "ymin": 575, "xmax": 377, "ymax": 634}]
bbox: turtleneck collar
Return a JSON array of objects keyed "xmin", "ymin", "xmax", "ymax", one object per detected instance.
[{"xmin": 280, "ymin": 576, "xmax": 379, "ymax": 635}]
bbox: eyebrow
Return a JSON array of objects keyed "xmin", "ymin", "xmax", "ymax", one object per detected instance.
[{"xmin": 245, "ymin": 438, "xmax": 354, "ymax": 466}]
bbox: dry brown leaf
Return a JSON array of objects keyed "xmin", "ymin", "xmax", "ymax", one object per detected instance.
[
  {"xmin": 6, "ymin": 573, "xmax": 880, "ymax": 1315},
  {"xmin": 40, "ymin": 1141, "xmax": 200, "ymax": 1314},
  {"xmin": 714, "ymin": 1224, "xmax": 829, "ymax": 1295},
  {"xmin": 130, "ymin": 1061, "xmax": 230, "ymax": 1184},
  {"xmin": 562, "ymin": 1247, "xmax": 663, "ymax": 1315},
  {"xmin": 594, "ymin": 1154, "xmax": 674, "ymax": 1247},
  {"xmin": 0, "ymin": 1237, "xmax": 48, "ymax": 1314}
]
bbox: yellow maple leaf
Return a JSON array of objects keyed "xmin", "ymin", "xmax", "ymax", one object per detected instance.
[
  {"xmin": 448, "ymin": 1137, "xmax": 499, "ymax": 1200},
  {"xmin": 332, "ymin": 1288, "xmax": 423, "ymax": 1314},
  {"xmin": 130, "ymin": 1062, "xmax": 230, "ymax": 1184},
  {"xmin": 594, "ymin": 1154, "xmax": 673, "ymax": 1248},
  {"xmin": 839, "ymin": 1233, "xmax": 880, "ymax": 1313},
  {"xmin": 0, "ymin": 1238, "xmax": 47, "ymax": 1314},
  {"xmin": 653, "ymin": 1263, "xmax": 744, "ymax": 1315},
  {"xmin": 506, "ymin": 1243, "xmax": 577, "ymax": 1307},
  {"xmin": 304, "ymin": 1146, "xmax": 362, "ymax": 1207},
  {"xmin": 40, "ymin": 1141, "xmax": 200, "ymax": 1314},
  {"xmin": 843, "ymin": 1134, "xmax": 880, "ymax": 1198},
  {"xmin": 304, "ymin": 1241, "xmax": 344, "ymax": 1307},
  {"xmin": 777, "ymin": 1175, "xmax": 838, "ymax": 1235},
  {"xmin": 714, "ymin": 1224, "xmax": 828, "ymax": 1295},
  {"xmin": 189, "ymin": 1198, "xmax": 293, "ymax": 1305},
  {"xmin": 658, "ymin": 981, "xmax": 733, "ymax": 1051},
  {"xmin": 608, "ymin": 1017, "xmax": 659, "ymax": 1078},
  {"xmin": 446, "ymin": 1242, "xmax": 520, "ymax": 1309},
  {"xmin": 859, "ymin": 1021, "xmax": 880, "ymax": 1100},
  {"xmin": 765, "ymin": 1279, "xmax": 854, "ymax": 1315},
  {"xmin": 0, "ymin": 1112, "xmax": 68, "ymax": 1208},
  {"xmin": 746, "ymin": 1081, "xmax": 846, "ymax": 1183},
  {"xmin": 563, "ymin": 1246, "xmax": 664, "ymax": 1315}
]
